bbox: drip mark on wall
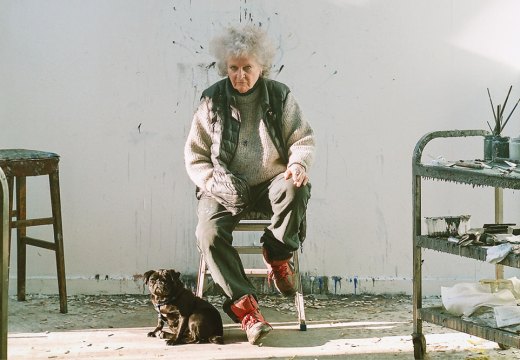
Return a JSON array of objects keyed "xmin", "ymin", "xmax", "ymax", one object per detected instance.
[
  {"xmin": 172, "ymin": 41, "xmax": 195, "ymax": 56},
  {"xmin": 332, "ymin": 276, "xmax": 342, "ymax": 294},
  {"xmin": 308, "ymin": 275, "xmax": 326, "ymax": 294},
  {"xmin": 349, "ymin": 276, "xmax": 359, "ymax": 294}
]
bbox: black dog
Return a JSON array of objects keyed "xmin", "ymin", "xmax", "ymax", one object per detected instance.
[{"xmin": 144, "ymin": 269, "xmax": 224, "ymax": 345}]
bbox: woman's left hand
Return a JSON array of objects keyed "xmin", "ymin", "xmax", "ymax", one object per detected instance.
[{"xmin": 284, "ymin": 164, "xmax": 308, "ymax": 187}]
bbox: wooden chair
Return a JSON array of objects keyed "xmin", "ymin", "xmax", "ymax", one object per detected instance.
[
  {"xmin": 196, "ymin": 211, "xmax": 307, "ymax": 330},
  {"xmin": 0, "ymin": 149, "xmax": 67, "ymax": 313}
]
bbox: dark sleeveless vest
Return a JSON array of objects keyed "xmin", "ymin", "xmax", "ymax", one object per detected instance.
[
  {"xmin": 199, "ymin": 77, "xmax": 291, "ymax": 215},
  {"xmin": 201, "ymin": 77, "xmax": 290, "ymax": 164}
]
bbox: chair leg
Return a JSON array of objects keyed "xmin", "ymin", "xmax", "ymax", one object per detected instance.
[
  {"xmin": 16, "ymin": 176, "xmax": 26, "ymax": 302},
  {"xmin": 49, "ymin": 172, "xmax": 67, "ymax": 313},
  {"xmin": 293, "ymin": 250, "xmax": 307, "ymax": 331},
  {"xmin": 196, "ymin": 254, "xmax": 207, "ymax": 298},
  {"xmin": 196, "ymin": 221, "xmax": 308, "ymax": 331}
]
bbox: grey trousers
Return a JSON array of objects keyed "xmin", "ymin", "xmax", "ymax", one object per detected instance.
[{"xmin": 196, "ymin": 173, "xmax": 311, "ymax": 301}]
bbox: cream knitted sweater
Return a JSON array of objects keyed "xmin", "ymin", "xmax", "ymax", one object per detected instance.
[{"xmin": 184, "ymin": 84, "xmax": 315, "ymax": 191}]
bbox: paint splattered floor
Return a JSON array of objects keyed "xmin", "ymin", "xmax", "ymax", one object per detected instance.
[{"xmin": 6, "ymin": 293, "xmax": 520, "ymax": 359}]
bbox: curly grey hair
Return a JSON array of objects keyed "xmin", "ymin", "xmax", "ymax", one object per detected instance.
[{"xmin": 209, "ymin": 25, "xmax": 276, "ymax": 78}]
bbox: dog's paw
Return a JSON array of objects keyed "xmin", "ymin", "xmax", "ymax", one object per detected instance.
[
  {"xmin": 165, "ymin": 338, "xmax": 181, "ymax": 346},
  {"xmin": 160, "ymin": 331, "xmax": 175, "ymax": 340},
  {"xmin": 209, "ymin": 335, "xmax": 224, "ymax": 345},
  {"xmin": 147, "ymin": 331, "xmax": 157, "ymax": 338}
]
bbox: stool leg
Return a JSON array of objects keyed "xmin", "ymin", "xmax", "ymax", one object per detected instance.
[
  {"xmin": 49, "ymin": 171, "xmax": 67, "ymax": 313},
  {"xmin": 293, "ymin": 251, "xmax": 307, "ymax": 331},
  {"xmin": 7, "ymin": 176, "xmax": 13, "ymax": 269},
  {"xmin": 196, "ymin": 253, "xmax": 207, "ymax": 298},
  {"xmin": 1, "ymin": 169, "xmax": 10, "ymax": 360},
  {"xmin": 16, "ymin": 176, "xmax": 27, "ymax": 302}
]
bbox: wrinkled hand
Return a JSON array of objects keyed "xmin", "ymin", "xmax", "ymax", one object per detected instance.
[{"xmin": 284, "ymin": 164, "xmax": 308, "ymax": 187}]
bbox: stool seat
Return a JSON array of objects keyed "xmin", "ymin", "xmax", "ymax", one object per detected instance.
[
  {"xmin": 0, "ymin": 149, "xmax": 59, "ymax": 177},
  {"xmin": 0, "ymin": 148, "xmax": 67, "ymax": 313}
]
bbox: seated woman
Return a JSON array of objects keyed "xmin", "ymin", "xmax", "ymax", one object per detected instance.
[{"xmin": 184, "ymin": 24, "xmax": 315, "ymax": 345}]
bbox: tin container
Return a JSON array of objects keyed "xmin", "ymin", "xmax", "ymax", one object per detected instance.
[
  {"xmin": 510, "ymin": 136, "xmax": 520, "ymax": 161},
  {"xmin": 484, "ymin": 135, "xmax": 494, "ymax": 161},
  {"xmin": 484, "ymin": 135, "xmax": 510, "ymax": 160},
  {"xmin": 424, "ymin": 215, "xmax": 471, "ymax": 237}
]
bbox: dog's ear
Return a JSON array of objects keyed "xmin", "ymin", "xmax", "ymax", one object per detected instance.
[
  {"xmin": 165, "ymin": 269, "xmax": 180, "ymax": 283},
  {"xmin": 143, "ymin": 270, "xmax": 155, "ymax": 285}
]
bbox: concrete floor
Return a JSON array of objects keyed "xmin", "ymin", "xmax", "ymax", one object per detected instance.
[{"xmin": 5, "ymin": 293, "xmax": 520, "ymax": 359}]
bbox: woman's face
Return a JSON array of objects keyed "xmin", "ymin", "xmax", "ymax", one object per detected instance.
[{"xmin": 227, "ymin": 56, "xmax": 262, "ymax": 93}]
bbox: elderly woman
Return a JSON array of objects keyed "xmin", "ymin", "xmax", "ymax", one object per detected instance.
[{"xmin": 184, "ymin": 25, "xmax": 315, "ymax": 345}]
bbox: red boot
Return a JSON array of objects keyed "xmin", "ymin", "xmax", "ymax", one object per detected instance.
[
  {"xmin": 263, "ymin": 248, "xmax": 296, "ymax": 296},
  {"xmin": 230, "ymin": 294, "xmax": 272, "ymax": 344}
]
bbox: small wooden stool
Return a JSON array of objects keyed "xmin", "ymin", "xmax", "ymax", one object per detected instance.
[
  {"xmin": 196, "ymin": 212, "xmax": 307, "ymax": 331},
  {"xmin": 0, "ymin": 149, "xmax": 67, "ymax": 313}
]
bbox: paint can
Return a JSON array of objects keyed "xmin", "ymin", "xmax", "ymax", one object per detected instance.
[
  {"xmin": 509, "ymin": 136, "xmax": 520, "ymax": 161},
  {"xmin": 483, "ymin": 135, "xmax": 495, "ymax": 161},
  {"xmin": 424, "ymin": 215, "xmax": 471, "ymax": 237},
  {"xmin": 484, "ymin": 135, "xmax": 510, "ymax": 161},
  {"xmin": 493, "ymin": 136, "xmax": 510, "ymax": 159}
]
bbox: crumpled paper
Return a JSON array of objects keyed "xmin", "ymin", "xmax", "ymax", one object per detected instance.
[
  {"xmin": 510, "ymin": 276, "xmax": 520, "ymax": 295},
  {"xmin": 494, "ymin": 306, "xmax": 520, "ymax": 327},
  {"xmin": 486, "ymin": 243, "xmax": 514, "ymax": 263},
  {"xmin": 441, "ymin": 282, "xmax": 516, "ymax": 317},
  {"xmin": 428, "ymin": 155, "xmax": 449, "ymax": 166},
  {"xmin": 495, "ymin": 234, "xmax": 520, "ymax": 243}
]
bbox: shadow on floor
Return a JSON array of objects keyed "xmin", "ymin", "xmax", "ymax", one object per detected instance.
[{"xmin": 6, "ymin": 294, "xmax": 520, "ymax": 359}]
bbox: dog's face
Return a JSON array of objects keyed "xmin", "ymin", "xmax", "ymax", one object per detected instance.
[{"xmin": 144, "ymin": 269, "xmax": 183, "ymax": 304}]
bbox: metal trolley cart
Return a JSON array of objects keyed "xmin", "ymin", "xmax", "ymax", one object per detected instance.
[{"xmin": 412, "ymin": 130, "xmax": 520, "ymax": 359}]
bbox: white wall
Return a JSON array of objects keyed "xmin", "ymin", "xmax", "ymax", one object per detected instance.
[{"xmin": 1, "ymin": 0, "xmax": 520, "ymax": 296}]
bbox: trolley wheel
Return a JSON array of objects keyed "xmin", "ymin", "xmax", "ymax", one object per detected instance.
[
  {"xmin": 412, "ymin": 332, "xmax": 426, "ymax": 359},
  {"xmin": 498, "ymin": 343, "xmax": 510, "ymax": 350}
]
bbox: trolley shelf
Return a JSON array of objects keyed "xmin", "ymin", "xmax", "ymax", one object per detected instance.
[
  {"xmin": 416, "ymin": 236, "xmax": 520, "ymax": 268},
  {"xmin": 420, "ymin": 307, "xmax": 520, "ymax": 349}
]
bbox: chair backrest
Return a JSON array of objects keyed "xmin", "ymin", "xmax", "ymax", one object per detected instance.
[
  {"xmin": 238, "ymin": 210, "xmax": 307, "ymax": 243},
  {"xmin": 241, "ymin": 210, "xmax": 271, "ymax": 220},
  {"xmin": 236, "ymin": 211, "xmax": 271, "ymax": 231}
]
